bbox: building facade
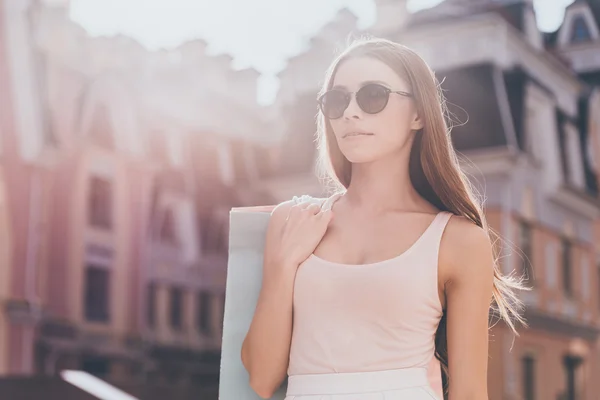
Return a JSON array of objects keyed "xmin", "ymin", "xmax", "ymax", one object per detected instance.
[
  {"xmin": 263, "ymin": 0, "xmax": 600, "ymax": 399},
  {"xmin": 0, "ymin": 0, "xmax": 60, "ymax": 377},
  {"xmin": 0, "ymin": 0, "xmax": 270, "ymax": 397}
]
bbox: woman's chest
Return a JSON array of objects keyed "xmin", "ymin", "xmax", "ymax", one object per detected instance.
[
  {"xmin": 314, "ymin": 217, "xmax": 419, "ymax": 266},
  {"xmin": 292, "ymin": 259, "xmax": 437, "ymax": 321}
]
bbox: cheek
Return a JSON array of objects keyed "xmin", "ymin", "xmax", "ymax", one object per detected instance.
[
  {"xmin": 329, "ymin": 120, "xmax": 344, "ymax": 137},
  {"xmin": 372, "ymin": 107, "xmax": 413, "ymax": 145}
]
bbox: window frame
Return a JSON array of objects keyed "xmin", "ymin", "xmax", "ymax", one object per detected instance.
[
  {"xmin": 88, "ymin": 176, "xmax": 113, "ymax": 230},
  {"xmin": 84, "ymin": 264, "xmax": 110, "ymax": 323}
]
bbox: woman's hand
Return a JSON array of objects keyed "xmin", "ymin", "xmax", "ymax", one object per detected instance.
[{"xmin": 264, "ymin": 197, "xmax": 334, "ymax": 273}]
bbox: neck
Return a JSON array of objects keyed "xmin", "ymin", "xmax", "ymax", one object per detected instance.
[{"xmin": 344, "ymin": 149, "xmax": 428, "ymax": 213}]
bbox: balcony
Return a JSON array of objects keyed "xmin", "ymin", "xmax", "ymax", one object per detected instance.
[
  {"xmin": 520, "ymin": 289, "xmax": 600, "ymax": 341},
  {"xmin": 4, "ymin": 298, "xmax": 44, "ymax": 324},
  {"xmin": 148, "ymin": 244, "xmax": 226, "ymax": 288}
]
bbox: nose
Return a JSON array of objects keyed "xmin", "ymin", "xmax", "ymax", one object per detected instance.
[{"xmin": 342, "ymin": 93, "xmax": 362, "ymax": 119}]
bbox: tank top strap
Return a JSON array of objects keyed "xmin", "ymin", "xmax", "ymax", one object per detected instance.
[{"xmin": 425, "ymin": 211, "xmax": 453, "ymax": 253}]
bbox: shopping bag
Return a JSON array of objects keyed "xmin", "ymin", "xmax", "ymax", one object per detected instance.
[{"xmin": 219, "ymin": 205, "xmax": 287, "ymax": 399}]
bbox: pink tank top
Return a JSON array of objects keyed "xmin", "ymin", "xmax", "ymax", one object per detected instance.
[{"xmin": 287, "ymin": 195, "xmax": 452, "ymax": 377}]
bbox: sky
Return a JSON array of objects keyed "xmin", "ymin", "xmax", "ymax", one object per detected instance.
[{"xmin": 70, "ymin": 0, "xmax": 576, "ymax": 104}]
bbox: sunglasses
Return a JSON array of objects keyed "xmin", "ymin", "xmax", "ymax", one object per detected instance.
[{"xmin": 318, "ymin": 83, "xmax": 413, "ymax": 119}]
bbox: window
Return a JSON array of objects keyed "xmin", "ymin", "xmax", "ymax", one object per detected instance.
[
  {"xmin": 562, "ymin": 239, "xmax": 573, "ymax": 298},
  {"xmin": 169, "ymin": 287, "xmax": 183, "ymax": 330},
  {"xmin": 525, "ymin": 107, "xmax": 543, "ymax": 161},
  {"xmin": 243, "ymin": 143, "xmax": 259, "ymax": 181},
  {"xmin": 597, "ymin": 263, "xmax": 600, "ymax": 310},
  {"xmin": 232, "ymin": 141, "xmax": 251, "ymax": 184},
  {"xmin": 581, "ymin": 256, "xmax": 590, "ymax": 300},
  {"xmin": 565, "ymin": 125, "xmax": 585, "ymax": 188},
  {"xmin": 545, "ymin": 243, "xmax": 557, "ymax": 289},
  {"xmin": 89, "ymin": 105, "xmax": 115, "ymax": 149},
  {"xmin": 217, "ymin": 141, "xmax": 234, "ymax": 185},
  {"xmin": 147, "ymin": 282, "xmax": 156, "ymax": 328},
  {"xmin": 570, "ymin": 15, "xmax": 592, "ymax": 44},
  {"xmin": 563, "ymin": 355, "xmax": 583, "ymax": 400},
  {"xmin": 84, "ymin": 266, "xmax": 110, "ymax": 322},
  {"xmin": 81, "ymin": 356, "xmax": 110, "ymax": 379},
  {"xmin": 519, "ymin": 220, "xmax": 534, "ymax": 284},
  {"xmin": 197, "ymin": 291, "xmax": 212, "ymax": 336},
  {"xmin": 201, "ymin": 211, "xmax": 228, "ymax": 254},
  {"xmin": 34, "ymin": 52, "xmax": 57, "ymax": 147},
  {"xmin": 522, "ymin": 355, "xmax": 535, "ymax": 400},
  {"xmin": 159, "ymin": 208, "xmax": 178, "ymax": 246},
  {"xmin": 88, "ymin": 177, "xmax": 112, "ymax": 229}
]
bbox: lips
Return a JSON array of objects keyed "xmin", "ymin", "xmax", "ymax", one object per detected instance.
[{"xmin": 342, "ymin": 132, "xmax": 374, "ymax": 138}]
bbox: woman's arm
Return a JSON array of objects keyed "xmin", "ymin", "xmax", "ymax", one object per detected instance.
[
  {"xmin": 241, "ymin": 198, "xmax": 333, "ymax": 398},
  {"xmin": 241, "ymin": 201, "xmax": 297, "ymax": 398},
  {"xmin": 241, "ymin": 260, "xmax": 297, "ymax": 398},
  {"xmin": 440, "ymin": 217, "xmax": 495, "ymax": 400}
]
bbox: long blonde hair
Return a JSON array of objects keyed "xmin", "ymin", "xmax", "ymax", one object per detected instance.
[{"xmin": 316, "ymin": 37, "xmax": 525, "ymax": 394}]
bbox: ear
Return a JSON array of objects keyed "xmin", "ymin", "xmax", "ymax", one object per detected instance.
[{"xmin": 411, "ymin": 112, "xmax": 424, "ymax": 131}]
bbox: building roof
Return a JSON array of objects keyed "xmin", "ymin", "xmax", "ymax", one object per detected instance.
[
  {"xmin": 577, "ymin": 93, "xmax": 600, "ymax": 196},
  {"xmin": 545, "ymin": 0, "xmax": 600, "ymax": 48},
  {"xmin": 570, "ymin": 0, "xmax": 600, "ymax": 27},
  {"xmin": 436, "ymin": 63, "xmax": 512, "ymax": 151},
  {"xmin": 407, "ymin": 0, "xmax": 532, "ymax": 33},
  {"xmin": 439, "ymin": 62, "xmax": 599, "ymax": 197}
]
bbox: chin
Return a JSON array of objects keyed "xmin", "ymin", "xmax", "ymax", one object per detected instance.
[{"xmin": 340, "ymin": 149, "xmax": 383, "ymax": 164}]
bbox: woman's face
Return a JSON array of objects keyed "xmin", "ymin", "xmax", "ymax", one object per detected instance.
[{"xmin": 326, "ymin": 56, "xmax": 423, "ymax": 164}]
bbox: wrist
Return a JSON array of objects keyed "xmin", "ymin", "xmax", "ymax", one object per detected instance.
[
  {"xmin": 264, "ymin": 253, "xmax": 300, "ymax": 272},
  {"xmin": 262, "ymin": 260, "xmax": 298, "ymax": 286}
]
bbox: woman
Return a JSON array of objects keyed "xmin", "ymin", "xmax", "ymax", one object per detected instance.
[{"xmin": 241, "ymin": 37, "xmax": 524, "ymax": 400}]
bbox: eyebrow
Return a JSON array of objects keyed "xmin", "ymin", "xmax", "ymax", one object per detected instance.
[{"xmin": 331, "ymin": 80, "xmax": 392, "ymax": 90}]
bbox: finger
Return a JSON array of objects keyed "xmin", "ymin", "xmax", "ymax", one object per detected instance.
[
  {"xmin": 317, "ymin": 209, "xmax": 333, "ymax": 222},
  {"xmin": 299, "ymin": 201, "xmax": 314, "ymax": 209},
  {"xmin": 285, "ymin": 206, "xmax": 293, "ymax": 222},
  {"xmin": 288, "ymin": 200, "xmax": 314, "ymax": 222},
  {"xmin": 292, "ymin": 200, "xmax": 312, "ymax": 210},
  {"xmin": 289, "ymin": 202, "xmax": 309, "ymax": 217},
  {"xmin": 306, "ymin": 203, "xmax": 322, "ymax": 215}
]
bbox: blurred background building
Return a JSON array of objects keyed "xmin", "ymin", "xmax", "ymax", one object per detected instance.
[
  {"xmin": 0, "ymin": 0, "xmax": 273, "ymax": 398},
  {"xmin": 0, "ymin": 0, "xmax": 599, "ymax": 399}
]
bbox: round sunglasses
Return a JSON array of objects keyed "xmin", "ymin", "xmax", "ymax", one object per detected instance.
[{"xmin": 318, "ymin": 83, "xmax": 413, "ymax": 120}]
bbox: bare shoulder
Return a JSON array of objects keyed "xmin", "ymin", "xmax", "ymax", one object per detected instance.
[
  {"xmin": 442, "ymin": 215, "xmax": 491, "ymax": 253},
  {"xmin": 440, "ymin": 215, "xmax": 494, "ymax": 285}
]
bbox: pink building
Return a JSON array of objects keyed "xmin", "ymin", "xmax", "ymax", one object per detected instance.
[
  {"xmin": 0, "ymin": 0, "xmax": 60, "ymax": 376},
  {"xmin": 0, "ymin": 1, "xmax": 269, "ymax": 397}
]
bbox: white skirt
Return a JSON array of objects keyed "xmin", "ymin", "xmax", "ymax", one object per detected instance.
[{"xmin": 284, "ymin": 368, "xmax": 441, "ymax": 399}]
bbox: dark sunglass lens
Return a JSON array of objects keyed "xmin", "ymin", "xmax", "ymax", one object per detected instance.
[
  {"xmin": 356, "ymin": 84, "xmax": 390, "ymax": 114},
  {"xmin": 321, "ymin": 90, "xmax": 348, "ymax": 119}
]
